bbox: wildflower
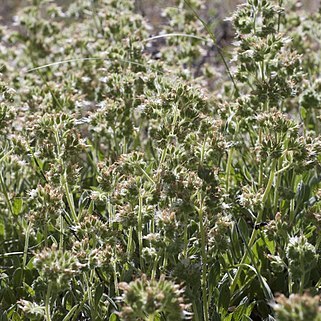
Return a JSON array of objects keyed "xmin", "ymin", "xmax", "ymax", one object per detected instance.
[
  {"xmin": 118, "ymin": 275, "xmax": 190, "ymax": 321},
  {"xmin": 273, "ymin": 293, "xmax": 321, "ymax": 321},
  {"xmin": 18, "ymin": 300, "xmax": 45, "ymax": 320},
  {"xmin": 34, "ymin": 244, "xmax": 84, "ymax": 290},
  {"xmin": 286, "ymin": 236, "xmax": 318, "ymax": 289}
]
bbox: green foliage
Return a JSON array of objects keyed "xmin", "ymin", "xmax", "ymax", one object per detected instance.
[{"xmin": 1, "ymin": 0, "xmax": 321, "ymax": 321}]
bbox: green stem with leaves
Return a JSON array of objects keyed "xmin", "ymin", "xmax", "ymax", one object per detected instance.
[
  {"xmin": 138, "ymin": 188, "xmax": 144, "ymax": 270},
  {"xmin": 230, "ymin": 159, "xmax": 277, "ymax": 293},
  {"xmin": 197, "ymin": 192, "xmax": 209, "ymax": 321},
  {"xmin": 45, "ymin": 282, "xmax": 52, "ymax": 321}
]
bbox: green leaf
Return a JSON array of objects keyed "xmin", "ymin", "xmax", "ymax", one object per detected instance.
[
  {"xmin": 224, "ymin": 314, "xmax": 232, "ymax": 321},
  {"xmin": 238, "ymin": 264, "xmax": 274, "ymax": 301},
  {"xmin": 245, "ymin": 302, "xmax": 255, "ymax": 317},
  {"xmin": 212, "ymin": 311, "xmax": 221, "ymax": 321},
  {"xmin": 300, "ymin": 106, "xmax": 307, "ymax": 120},
  {"xmin": 23, "ymin": 282, "xmax": 35, "ymax": 297},
  {"xmin": 13, "ymin": 198, "xmax": 23, "ymax": 215},
  {"xmin": 230, "ymin": 299, "xmax": 255, "ymax": 321},
  {"xmin": 62, "ymin": 305, "xmax": 79, "ymax": 321},
  {"xmin": 0, "ymin": 219, "xmax": 4, "ymax": 236},
  {"xmin": 88, "ymin": 199, "xmax": 94, "ymax": 215},
  {"xmin": 218, "ymin": 282, "xmax": 230, "ymax": 312},
  {"xmin": 26, "ymin": 257, "xmax": 35, "ymax": 270},
  {"xmin": 208, "ymin": 260, "xmax": 220, "ymax": 293},
  {"xmin": 263, "ymin": 234, "xmax": 275, "ymax": 255},
  {"xmin": 13, "ymin": 268, "xmax": 23, "ymax": 287},
  {"xmin": 95, "ymin": 283, "xmax": 104, "ymax": 306},
  {"xmin": 231, "ymin": 222, "xmax": 242, "ymax": 259},
  {"xmin": 109, "ymin": 313, "xmax": 118, "ymax": 321},
  {"xmin": 2, "ymin": 288, "xmax": 16, "ymax": 306},
  {"xmin": 154, "ymin": 314, "xmax": 161, "ymax": 321},
  {"xmin": 238, "ymin": 218, "xmax": 249, "ymax": 242},
  {"xmin": 8, "ymin": 312, "xmax": 21, "ymax": 321},
  {"xmin": 252, "ymin": 238, "xmax": 265, "ymax": 260},
  {"xmin": 231, "ymin": 304, "xmax": 247, "ymax": 321}
]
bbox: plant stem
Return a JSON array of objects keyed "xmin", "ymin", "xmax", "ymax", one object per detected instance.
[
  {"xmin": 299, "ymin": 257, "xmax": 306, "ymax": 294},
  {"xmin": 230, "ymin": 160, "xmax": 277, "ymax": 293},
  {"xmin": 183, "ymin": 220, "xmax": 188, "ymax": 259},
  {"xmin": 138, "ymin": 189, "xmax": 144, "ymax": 270},
  {"xmin": 22, "ymin": 222, "xmax": 31, "ymax": 281},
  {"xmin": 258, "ymin": 129, "xmax": 263, "ymax": 187},
  {"xmin": 127, "ymin": 226, "xmax": 133, "ymax": 256},
  {"xmin": 147, "ymin": 314, "xmax": 155, "ymax": 321},
  {"xmin": 59, "ymin": 212, "xmax": 64, "ymax": 250},
  {"xmin": 151, "ymin": 254, "xmax": 158, "ymax": 279},
  {"xmin": 45, "ymin": 282, "xmax": 52, "ymax": 321},
  {"xmin": 198, "ymin": 193, "xmax": 209, "ymax": 321},
  {"xmin": 62, "ymin": 171, "xmax": 78, "ymax": 223},
  {"xmin": 0, "ymin": 170, "xmax": 14, "ymax": 216},
  {"xmin": 226, "ymin": 147, "xmax": 233, "ymax": 191}
]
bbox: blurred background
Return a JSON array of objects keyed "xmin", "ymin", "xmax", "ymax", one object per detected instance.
[{"xmin": 0, "ymin": 0, "xmax": 320, "ymax": 27}]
